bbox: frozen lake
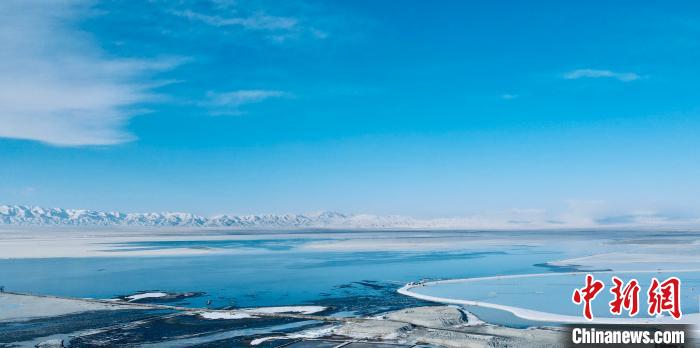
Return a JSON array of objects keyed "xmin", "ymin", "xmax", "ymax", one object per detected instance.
[
  {"xmin": 0, "ymin": 230, "xmax": 559, "ymax": 309},
  {"xmin": 2, "ymin": 228, "xmax": 700, "ymax": 325},
  {"xmin": 405, "ymin": 270, "xmax": 700, "ymax": 323}
]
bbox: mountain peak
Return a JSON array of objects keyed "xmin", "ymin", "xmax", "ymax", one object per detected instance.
[{"xmin": 0, "ymin": 204, "xmax": 409, "ymax": 229}]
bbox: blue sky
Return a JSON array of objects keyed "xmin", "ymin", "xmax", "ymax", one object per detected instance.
[{"xmin": 2, "ymin": 1, "xmax": 700, "ymax": 224}]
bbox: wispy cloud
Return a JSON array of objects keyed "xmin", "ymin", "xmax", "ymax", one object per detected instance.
[
  {"xmin": 500, "ymin": 94, "xmax": 518, "ymax": 100},
  {"xmin": 169, "ymin": 1, "xmax": 329, "ymax": 42},
  {"xmin": 173, "ymin": 10, "xmax": 297, "ymax": 31},
  {"xmin": 0, "ymin": 1, "xmax": 182, "ymax": 146},
  {"xmin": 206, "ymin": 90, "xmax": 290, "ymax": 115},
  {"xmin": 563, "ymin": 69, "xmax": 641, "ymax": 82}
]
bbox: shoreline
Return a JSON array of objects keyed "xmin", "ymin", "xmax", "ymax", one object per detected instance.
[
  {"xmin": 0, "ymin": 291, "xmax": 567, "ymax": 347},
  {"xmin": 398, "ymin": 269, "xmax": 700, "ymax": 325}
]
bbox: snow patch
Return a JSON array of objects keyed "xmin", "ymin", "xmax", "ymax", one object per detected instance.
[
  {"xmin": 243, "ymin": 306, "xmax": 326, "ymax": 315},
  {"xmin": 125, "ymin": 292, "xmax": 168, "ymax": 301},
  {"xmin": 198, "ymin": 311, "xmax": 252, "ymax": 320},
  {"xmin": 250, "ymin": 336, "xmax": 285, "ymax": 345}
]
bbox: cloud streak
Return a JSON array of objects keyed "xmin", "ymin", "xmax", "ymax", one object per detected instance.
[
  {"xmin": 563, "ymin": 69, "xmax": 641, "ymax": 82},
  {"xmin": 169, "ymin": 1, "xmax": 329, "ymax": 42},
  {"xmin": 205, "ymin": 90, "xmax": 290, "ymax": 115},
  {"xmin": 174, "ymin": 10, "xmax": 298, "ymax": 31},
  {"xmin": 0, "ymin": 1, "xmax": 182, "ymax": 146},
  {"xmin": 208, "ymin": 90, "xmax": 289, "ymax": 106}
]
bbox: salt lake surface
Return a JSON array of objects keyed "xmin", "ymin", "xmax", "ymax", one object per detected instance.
[
  {"xmin": 0, "ymin": 232, "xmax": 556, "ymax": 309},
  {"xmin": 2, "ymin": 228, "xmax": 700, "ymax": 326},
  {"xmin": 406, "ymin": 270, "xmax": 700, "ymax": 322}
]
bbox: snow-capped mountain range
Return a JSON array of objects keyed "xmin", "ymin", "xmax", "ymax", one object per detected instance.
[
  {"xmin": 0, "ymin": 204, "xmax": 428, "ymax": 228},
  {"xmin": 3, "ymin": 204, "xmax": 695, "ymax": 229}
]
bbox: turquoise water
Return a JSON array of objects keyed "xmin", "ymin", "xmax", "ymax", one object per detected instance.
[
  {"xmin": 3, "ymin": 229, "xmax": 700, "ymax": 330},
  {"xmin": 0, "ymin": 239, "xmax": 557, "ymax": 309}
]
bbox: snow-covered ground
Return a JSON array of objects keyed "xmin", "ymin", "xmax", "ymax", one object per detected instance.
[
  {"xmin": 194, "ymin": 306, "xmax": 327, "ymax": 320},
  {"xmin": 251, "ymin": 306, "xmax": 566, "ymax": 348},
  {"xmin": 0, "ymin": 293, "xmax": 142, "ymax": 322},
  {"xmin": 125, "ymin": 292, "xmax": 168, "ymax": 301},
  {"xmin": 242, "ymin": 306, "xmax": 327, "ymax": 315},
  {"xmin": 197, "ymin": 311, "xmax": 253, "ymax": 320}
]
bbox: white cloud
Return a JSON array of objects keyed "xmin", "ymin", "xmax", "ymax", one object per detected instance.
[
  {"xmin": 0, "ymin": 1, "xmax": 182, "ymax": 146},
  {"xmin": 208, "ymin": 90, "xmax": 288, "ymax": 106},
  {"xmin": 205, "ymin": 90, "xmax": 289, "ymax": 115},
  {"xmin": 500, "ymin": 94, "xmax": 518, "ymax": 100},
  {"xmin": 563, "ymin": 69, "xmax": 641, "ymax": 82},
  {"xmin": 173, "ymin": 10, "xmax": 298, "ymax": 31},
  {"xmin": 170, "ymin": 1, "xmax": 330, "ymax": 42}
]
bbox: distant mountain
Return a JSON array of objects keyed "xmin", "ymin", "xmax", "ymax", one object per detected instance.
[
  {"xmin": 0, "ymin": 205, "xmax": 427, "ymax": 228},
  {"xmin": 5, "ymin": 204, "xmax": 689, "ymax": 229}
]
